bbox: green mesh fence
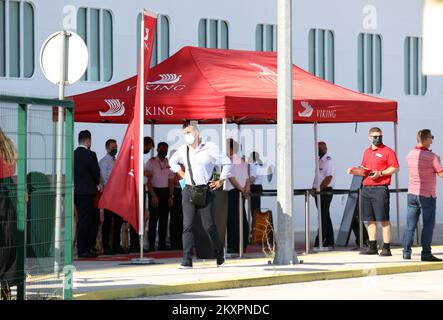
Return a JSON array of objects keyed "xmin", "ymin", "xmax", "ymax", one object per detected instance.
[{"xmin": 0, "ymin": 96, "xmax": 74, "ymax": 300}]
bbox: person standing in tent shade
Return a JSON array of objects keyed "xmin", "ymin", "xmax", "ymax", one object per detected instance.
[
  {"xmin": 99, "ymin": 139, "xmax": 125, "ymax": 255},
  {"xmin": 169, "ymin": 121, "xmax": 232, "ymax": 268},
  {"xmin": 74, "ymin": 130, "xmax": 101, "ymax": 258},
  {"xmin": 347, "ymin": 127, "xmax": 399, "ymax": 256},
  {"xmin": 312, "ymin": 141, "xmax": 335, "ymax": 248},
  {"xmin": 226, "ymin": 138, "xmax": 250, "ymax": 254},
  {"xmin": 145, "ymin": 142, "xmax": 175, "ymax": 251},
  {"xmin": 129, "ymin": 136, "xmax": 154, "ymax": 253},
  {"xmin": 249, "ymin": 151, "xmax": 264, "ymax": 215}
]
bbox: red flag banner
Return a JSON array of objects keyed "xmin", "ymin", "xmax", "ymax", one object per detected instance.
[{"xmin": 98, "ymin": 10, "xmax": 157, "ymax": 233}]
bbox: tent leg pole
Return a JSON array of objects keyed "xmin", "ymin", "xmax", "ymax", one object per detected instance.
[
  {"xmin": 394, "ymin": 122, "xmax": 400, "ymax": 243},
  {"xmin": 237, "ymin": 124, "xmax": 244, "ymax": 258},
  {"xmin": 222, "ymin": 119, "xmax": 228, "ymax": 257},
  {"xmin": 314, "ymin": 122, "xmax": 323, "ymax": 250}
]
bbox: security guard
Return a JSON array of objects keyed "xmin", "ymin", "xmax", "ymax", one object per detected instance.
[{"xmin": 312, "ymin": 141, "xmax": 335, "ymax": 247}]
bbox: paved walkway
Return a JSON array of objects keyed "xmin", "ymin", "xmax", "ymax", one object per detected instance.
[{"xmin": 72, "ymin": 245, "xmax": 443, "ymax": 300}]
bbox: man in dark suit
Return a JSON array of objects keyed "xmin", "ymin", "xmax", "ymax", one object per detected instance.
[{"xmin": 74, "ymin": 130, "xmax": 101, "ymax": 258}]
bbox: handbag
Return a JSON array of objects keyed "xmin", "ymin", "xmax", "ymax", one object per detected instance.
[{"xmin": 186, "ymin": 146, "xmax": 208, "ymax": 207}]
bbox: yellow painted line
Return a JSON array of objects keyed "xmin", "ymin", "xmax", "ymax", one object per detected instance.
[{"xmin": 74, "ymin": 261, "xmax": 443, "ymax": 300}]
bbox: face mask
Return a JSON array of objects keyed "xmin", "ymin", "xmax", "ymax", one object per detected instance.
[
  {"xmin": 109, "ymin": 148, "xmax": 117, "ymax": 157},
  {"xmin": 372, "ymin": 135, "xmax": 383, "ymax": 146},
  {"xmin": 144, "ymin": 147, "xmax": 151, "ymax": 155},
  {"xmin": 318, "ymin": 150, "xmax": 326, "ymax": 158},
  {"xmin": 158, "ymin": 150, "xmax": 167, "ymax": 159},
  {"xmin": 184, "ymin": 133, "xmax": 195, "ymax": 145}
]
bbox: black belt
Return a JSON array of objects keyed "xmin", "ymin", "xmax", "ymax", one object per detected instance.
[{"xmin": 363, "ymin": 185, "xmax": 388, "ymax": 188}]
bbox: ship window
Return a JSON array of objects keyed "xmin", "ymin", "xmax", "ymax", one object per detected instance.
[
  {"xmin": 198, "ymin": 18, "xmax": 229, "ymax": 49},
  {"xmin": 256, "ymin": 24, "xmax": 276, "ymax": 52},
  {"xmin": 77, "ymin": 7, "xmax": 113, "ymax": 82},
  {"xmin": 0, "ymin": 0, "xmax": 34, "ymax": 78},
  {"xmin": 404, "ymin": 36, "xmax": 427, "ymax": 96},
  {"xmin": 358, "ymin": 32, "xmax": 382, "ymax": 94},
  {"xmin": 308, "ymin": 28, "xmax": 334, "ymax": 83}
]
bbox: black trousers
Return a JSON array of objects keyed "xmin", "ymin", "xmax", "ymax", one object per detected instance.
[
  {"xmin": 74, "ymin": 194, "xmax": 98, "ymax": 255},
  {"xmin": 314, "ymin": 187, "xmax": 334, "ymax": 247},
  {"xmin": 227, "ymin": 189, "xmax": 249, "ymax": 253},
  {"xmin": 169, "ymin": 187, "xmax": 183, "ymax": 249},
  {"xmin": 250, "ymin": 184, "xmax": 262, "ymax": 215},
  {"xmin": 102, "ymin": 210, "xmax": 123, "ymax": 252},
  {"xmin": 148, "ymin": 187, "xmax": 170, "ymax": 249},
  {"xmin": 182, "ymin": 186, "xmax": 222, "ymax": 259},
  {"xmin": 129, "ymin": 190, "xmax": 147, "ymax": 250}
]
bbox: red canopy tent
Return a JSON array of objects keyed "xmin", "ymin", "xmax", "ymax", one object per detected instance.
[
  {"xmin": 69, "ymin": 46, "xmax": 397, "ymax": 124},
  {"xmin": 70, "ymin": 46, "xmax": 400, "ymax": 251}
]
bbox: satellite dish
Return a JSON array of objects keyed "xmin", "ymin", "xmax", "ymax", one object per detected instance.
[{"xmin": 40, "ymin": 31, "xmax": 88, "ymax": 85}]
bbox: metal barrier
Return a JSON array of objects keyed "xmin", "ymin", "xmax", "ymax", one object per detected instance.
[
  {"xmin": 246, "ymin": 187, "xmax": 409, "ymax": 256},
  {"xmin": 0, "ymin": 95, "xmax": 74, "ymax": 300}
]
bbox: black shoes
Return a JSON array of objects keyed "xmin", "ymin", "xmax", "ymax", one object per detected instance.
[
  {"xmin": 179, "ymin": 259, "xmax": 193, "ymax": 269},
  {"xmin": 78, "ymin": 251, "xmax": 98, "ymax": 258},
  {"xmin": 359, "ymin": 247, "xmax": 378, "ymax": 255},
  {"xmin": 216, "ymin": 250, "xmax": 225, "ymax": 267},
  {"xmin": 379, "ymin": 248, "xmax": 392, "ymax": 256},
  {"xmin": 403, "ymin": 254, "xmax": 411, "ymax": 260},
  {"xmin": 421, "ymin": 255, "xmax": 442, "ymax": 262}
]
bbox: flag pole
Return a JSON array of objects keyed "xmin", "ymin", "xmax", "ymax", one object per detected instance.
[
  {"xmin": 131, "ymin": 9, "xmax": 154, "ymax": 264},
  {"xmin": 138, "ymin": 9, "xmax": 145, "ymax": 260}
]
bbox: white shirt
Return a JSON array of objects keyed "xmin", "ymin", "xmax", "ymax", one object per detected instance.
[
  {"xmin": 99, "ymin": 153, "xmax": 115, "ymax": 187},
  {"xmin": 313, "ymin": 153, "xmax": 335, "ymax": 188},
  {"xmin": 225, "ymin": 154, "xmax": 249, "ymax": 191},
  {"xmin": 250, "ymin": 162, "xmax": 265, "ymax": 185},
  {"xmin": 169, "ymin": 139, "xmax": 232, "ymax": 186},
  {"xmin": 146, "ymin": 157, "xmax": 174, "ymax": 188}
]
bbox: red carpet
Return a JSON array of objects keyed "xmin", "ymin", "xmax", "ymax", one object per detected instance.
[{"xmin": 74, "ymin": 245, "xmax": 266, "ymax": 262}]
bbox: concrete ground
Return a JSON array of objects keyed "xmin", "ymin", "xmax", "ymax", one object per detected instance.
[
  {"xmin": 72, "ymin": 245, "xmax": 443, "ymax": 300},
  {"xmin": 137, "ymin": 269, "xmax": 443, "ymax": 300}
]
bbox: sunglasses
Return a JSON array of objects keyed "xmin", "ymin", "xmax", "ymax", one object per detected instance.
[{"xmin": 370, "ymin": 135, "xmax": 382, "ymax": 138}]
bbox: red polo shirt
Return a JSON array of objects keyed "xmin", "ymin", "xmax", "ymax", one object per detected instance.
[{"xmin": 361, "ymin": 144, "xmax": 399, "ymax": 186}]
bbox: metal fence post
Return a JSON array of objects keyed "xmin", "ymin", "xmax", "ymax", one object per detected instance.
[
  {"xmin": 239, "ymin": 192, "xmax": 244, "ymax": 258},
  {"xmin": 63, "ymin": 104, "xmax": 74, "ymax": 300},
  {"xmin": 305, "ymin": 189, "xmax": 310, "ymax": 254},
  {"xmin": 16, "ymin": 103, "xmax": 27, "ymax": 300},
  {"xmin": 358, "ymin": 188, "xmax": 363, "ymax": 251}
]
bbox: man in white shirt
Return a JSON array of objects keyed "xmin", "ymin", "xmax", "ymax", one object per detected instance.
[
  {"xmin": 225, "ymin": 139, "xmax": 250, "ymax": 254},
  {"xmin": 249, "ymin": 151, "xmax": 264, "ymax": 215},
  {"xmin": 169, "ymin": 121, "xmax": 232, "ymax": 268},
  {"xmin": 145, "ymin": 142, "xmax": 175, "ymax": 251},
  {"xmin": 312, "ymin": 141, "xmax": 335, "ymax": 247}
]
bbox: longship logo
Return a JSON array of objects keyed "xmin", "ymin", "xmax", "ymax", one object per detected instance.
[
  {"xmin": 298, "ymin": 101, "xmax": 314, "ymax": 118},
  {"xmin": 147, "ymin": 74, "xmax": 182, "ymax": 85},
  {"xmin": 250, "ymin": 63, "xmax": 277, "ymax": 76},
  {"xmin": 250, "ymin": 63, "xmax": 277, "ymax": 84},
  {"xmin": 99, "ymin": 99, "xmax": 125, "ymax": 117}
]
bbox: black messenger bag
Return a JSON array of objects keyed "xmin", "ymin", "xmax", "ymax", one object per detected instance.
[{"xmin": 186, "ymin": 146, "xmax": 208, "ymax": 207}]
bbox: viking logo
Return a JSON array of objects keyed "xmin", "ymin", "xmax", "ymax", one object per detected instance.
[
  {"xmin": 298, "ymin": 101, "xmax": 314, "ymax": 118},
  {"xmin": 250, "ymin": 63, "xmax": 278, "ymax": 76},
  {"xmin": 99, "ymin": 99, "xmax": 125, "ymax": 117},
  {"xmin": 147, "ymin": 74, "xmax": 182, "ymax": 85}
]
